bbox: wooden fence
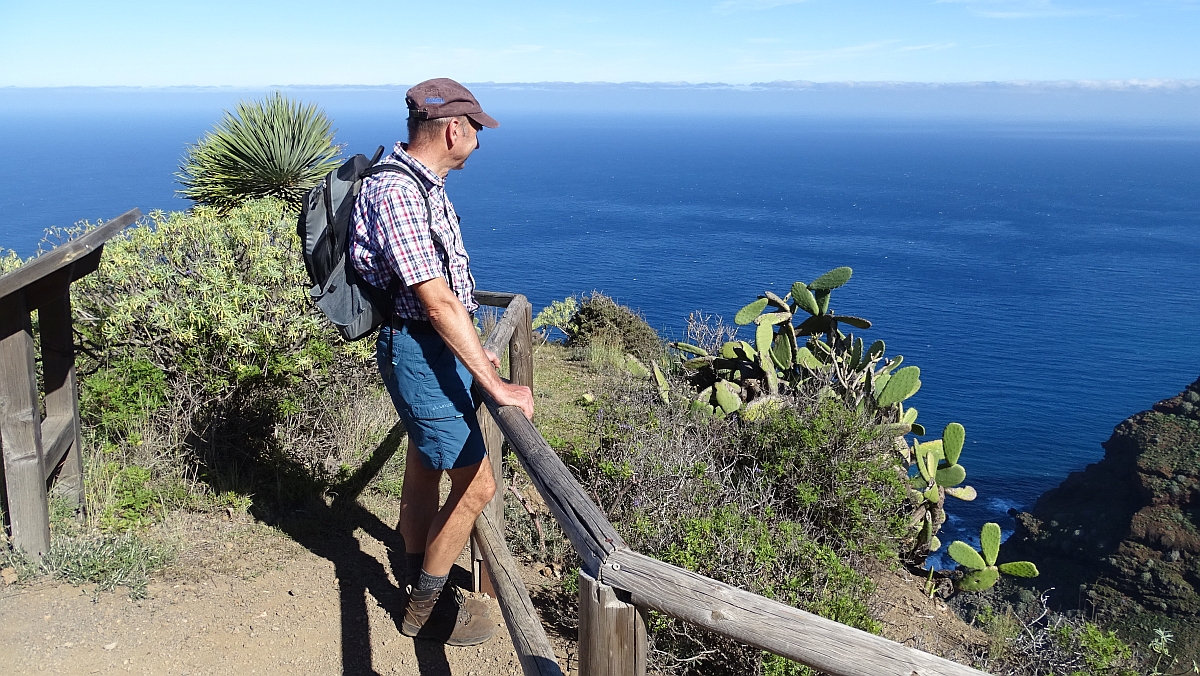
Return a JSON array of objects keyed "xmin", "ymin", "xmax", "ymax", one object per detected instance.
[
  {"xmin": 0, "ymin": 209, "xmax": 141, "ymax": 558},
  {"xmin": 469, "ymin": 290, "xmax": 991, "ymax": 676}
]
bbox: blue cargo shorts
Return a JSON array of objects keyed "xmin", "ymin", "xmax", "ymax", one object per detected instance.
[{"xmin": 377, "ymin": 321, "xmax": 487, "ymax": 471}]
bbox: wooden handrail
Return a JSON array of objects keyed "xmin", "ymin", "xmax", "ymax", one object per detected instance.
[
  {"xmin": 0, "ymin": 209, "xmax": 141, "ymax": 303},
  {"xmin": 603, "ymin": 549, "xmax": 987, "ymax": 676},
  {"xmin": 473, "ymin": 509, "xmax": 564, "ymax": 676}
]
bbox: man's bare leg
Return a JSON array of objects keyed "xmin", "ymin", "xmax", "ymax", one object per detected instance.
[
  {"xmin": 398, "ymin": 442, "xmax": 496, "ymax": 576},
  {"xmin": 421, "ymin": 456, "xmax": 495, "ymax": 577},
  {"xmin": 399, "ymin": 439, "xmax": 440, "ymax": 560}
]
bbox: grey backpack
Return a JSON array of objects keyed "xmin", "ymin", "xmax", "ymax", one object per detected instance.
[{"xmin": 297, "ymin": 146, "xmax": 432, "ymax": 341}]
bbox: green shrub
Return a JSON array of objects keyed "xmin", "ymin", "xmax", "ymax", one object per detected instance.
[
  {"xmin": 566, "ymin": 292, "xmax": 662, "ymax": 362},
  {"xmin": 177, "ymin": 92, "xmax": 342, "ymax": 209},
  {"xmin": 563, "ymin": 378, "xmax": 908, "ymax": 674},
  {"xmin": 41, "ymin": 532, "xmax": 174, "ymax": 600},
  {"xmin": 80, "ymin": 359, "xmax": 167, "ymax": 447},
  {"xmin": 66, "ymin": 198, "xmax": 379, "ymax": 505}
]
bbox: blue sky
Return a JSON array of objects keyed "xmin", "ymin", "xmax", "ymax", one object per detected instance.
[{"xmin": 1, "ymin": 0, "xmax": 1198, "ymax": 86}]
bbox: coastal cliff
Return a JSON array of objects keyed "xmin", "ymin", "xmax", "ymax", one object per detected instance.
[{"xmin": 1006, "ymin": 375, "xmax": 1200, "ymax": 651}]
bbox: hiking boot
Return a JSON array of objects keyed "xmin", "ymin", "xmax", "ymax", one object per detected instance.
[{"xmin": 401, "ymin": 586, "xmax": 496, "ymax": 646}]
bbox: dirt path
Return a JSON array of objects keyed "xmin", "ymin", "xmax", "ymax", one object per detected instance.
[{"xmin": 0, "ymin": 507, "xmax": 576, "ymax": 676}]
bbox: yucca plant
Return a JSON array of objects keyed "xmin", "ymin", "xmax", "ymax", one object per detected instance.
[{"xmin": 177, "ymin": 92, "xmax": 342, "ymax": 210}]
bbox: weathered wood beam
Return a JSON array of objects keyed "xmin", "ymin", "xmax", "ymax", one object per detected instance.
[
  {"xmin": 481, "ymin": 295, "xmax": 529, "ymax": 356},
  {"xmin": 579, "ymin": 570, "xmax": 647, "ymax": 676},
  {"xmin": 38, "ymin": 288, "xmax": 83, "ymax": 505},
  {"xmin": 478, "ymin": 395, "xmax": 625, "ymax": 578},
  {"xmin": 40, "ymin": 416, "xmax": 74, "ymax": 482},
  {"xmin": 472, "ymin": 508, "xmax": 564, "ymax": 676},
  {"xmin": 473, "ymin": 290, "xmax": 518, "ymax": 308},
  {"xmin": 0, "ymin": 209, "xmax": 140, "ymax": 302},
  {"xmin": 0, "ymin": 292, "xmax": 51, "ymax": 557},
  {"xmin": 602, "ymin": 549, "xmax": 990, "ymax": 676}
]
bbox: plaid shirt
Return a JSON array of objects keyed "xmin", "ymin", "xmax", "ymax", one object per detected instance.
[{"xmin": 350, "ymin": 143, "xmax": 478, "ymax": 319}]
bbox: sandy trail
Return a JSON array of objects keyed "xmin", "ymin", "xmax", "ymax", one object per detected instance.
[{"xmin": 0, "ymin": 506, "xmax": 574, "ymax": 676}]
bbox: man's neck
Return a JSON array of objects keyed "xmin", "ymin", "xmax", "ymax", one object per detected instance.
[{"xmin": 405, "ymin": 143, "xmax": 452, "ymax": 179}]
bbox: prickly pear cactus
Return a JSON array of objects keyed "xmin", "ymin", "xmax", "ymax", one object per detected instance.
[{"xmin": 948, "ymin": 522, "xmax": 1040, "ymax": 592}]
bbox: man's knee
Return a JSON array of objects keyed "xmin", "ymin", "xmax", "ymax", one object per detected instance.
[{"xmin": 453, "ymin": 462, "xmax": 495, "ymax": 513}]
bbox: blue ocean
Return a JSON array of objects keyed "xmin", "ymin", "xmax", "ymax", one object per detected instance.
[{"xmin": 3, "ymin": 87, "xmax": 1199, "ymax": 551}]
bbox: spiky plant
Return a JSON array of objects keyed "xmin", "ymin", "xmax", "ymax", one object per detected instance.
[{"xmin": 177, "ymin": 92, "xmax": 342, "ymax": 210}]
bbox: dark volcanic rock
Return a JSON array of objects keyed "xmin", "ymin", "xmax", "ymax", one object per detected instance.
[{"xmin": 1006, "ymin": 375, "xmax": 1200, "ymax": 624}]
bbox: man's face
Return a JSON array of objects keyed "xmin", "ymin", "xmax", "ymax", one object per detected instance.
[{"xmin": 449, "ymin": 117, "xmax": 483, "ymax": 170}]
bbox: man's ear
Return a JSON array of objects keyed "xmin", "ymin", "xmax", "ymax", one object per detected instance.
[{"xmin": 445, "ymin": 117, "xmax": 463, "ymax": 148}]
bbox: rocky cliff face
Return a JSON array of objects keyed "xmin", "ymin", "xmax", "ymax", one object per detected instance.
[{"xmin": 1006, "ymin": 376, "xmax": 1200, "ymax": 631}]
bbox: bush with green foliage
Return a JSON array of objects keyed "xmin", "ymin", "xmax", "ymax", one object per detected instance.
[
  {"xmin": 177, "ymin": 92, "xmax": 342, "ymax": 209},
  {"xmin": 0, "ymin": 199, "xmax": 383, "ymax": 523},
  {"xmin": 561, "ymin": 375, "xmax": 908, "ymax": 674},
  {"xmin": 565, "ymin": 292, "xmax": 663, "ymax": 361}
]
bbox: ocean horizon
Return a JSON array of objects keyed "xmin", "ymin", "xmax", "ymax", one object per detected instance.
[{"xmin": 3, "ymin": 86, "xmax": 1199, "ymax": 552}]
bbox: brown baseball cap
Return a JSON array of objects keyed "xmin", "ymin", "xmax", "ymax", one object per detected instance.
[{"xmin": 406, "ymin": 78, "xmax": 499, "ymax": 129}]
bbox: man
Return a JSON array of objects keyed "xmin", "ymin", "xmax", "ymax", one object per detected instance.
[{"xmin": 350, "ymin": 78, "xmax": 534, "ymax": 646}]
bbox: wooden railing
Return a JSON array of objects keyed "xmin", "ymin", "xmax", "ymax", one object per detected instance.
[
  {"xmin": 0, "ymin": 209, "xmax": 141, "ymax": 558},
  {"xmin": 470, "ymin": 290, "xmax": 991, "ymax": 676}
]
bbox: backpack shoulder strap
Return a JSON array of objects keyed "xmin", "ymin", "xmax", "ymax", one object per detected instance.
[{"xmin": 358, "ymin": 162, "xmax": 453, "ymax": 283}]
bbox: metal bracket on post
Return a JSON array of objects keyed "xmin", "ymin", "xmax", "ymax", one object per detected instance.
[{"xmin": 579, "ymin": 569, "xmax": 648, "ymax": 676}]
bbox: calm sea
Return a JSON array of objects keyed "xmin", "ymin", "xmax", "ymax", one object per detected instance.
[{"xmin": 3, "ymin": 93, "xmax": 1199, "ymax": 551}]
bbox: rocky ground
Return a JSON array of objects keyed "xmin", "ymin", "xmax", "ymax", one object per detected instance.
[{"xmin": 1005, "ymin": 375, "xmax": 1200, "ymax": 660}]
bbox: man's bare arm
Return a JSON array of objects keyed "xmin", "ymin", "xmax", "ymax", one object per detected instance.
[{"xmin": 411, "ymin": 277, "xmax": 534, "ymax": 419}]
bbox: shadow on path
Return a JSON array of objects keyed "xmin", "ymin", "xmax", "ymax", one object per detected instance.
[{"xmin": 248, "ymin": 421, "xmax": 474, "ymax": 676}]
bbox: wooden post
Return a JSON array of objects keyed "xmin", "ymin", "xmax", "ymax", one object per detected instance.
[
  {"xmin": 472, "ymin": 397, "xmax": 505, "ymax": 596},
  {"xmin": 39, "ymin": 289, "xmax": 84, "ymax": 510},
  {"xmin": 510, "ymin": 301, "xmax": 534, "ymax": 391},
  {"xmin": 579, "ymin": 569, "xmax": 647, "ymax": 676},
  {"xmin": 0, "ymin": 292, "xmax": 51, "ymax": 558}
]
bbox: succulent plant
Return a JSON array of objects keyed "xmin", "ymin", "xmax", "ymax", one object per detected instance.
[
  {"xmin": 906, "ymin": 423, "xmax": 976, "ymax": 555},
  {"xmin": 949, "ymin": 523, "xmax": 1040, "ymax": 592}
]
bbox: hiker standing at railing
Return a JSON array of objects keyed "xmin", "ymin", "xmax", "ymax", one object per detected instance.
[{"xmin": 349, "ymin": 78, "xmax": 535, "ymax": 647}]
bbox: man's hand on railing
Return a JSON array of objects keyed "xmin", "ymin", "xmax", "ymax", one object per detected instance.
[
  {"xmin": 485, "ymin": 349, "xmax": 502, "ymax": 370},
  {"xmin": 492, "ymin": 381, "xmax": 534, "ymax": 420}
]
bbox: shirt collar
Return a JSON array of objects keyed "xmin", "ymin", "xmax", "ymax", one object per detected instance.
[{"xmin": 392, "ymin": 142, "xmax": 444, "ymax": 189}]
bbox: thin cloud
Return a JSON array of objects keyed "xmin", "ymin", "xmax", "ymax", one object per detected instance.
[
  {"xmin": 936, "ymin": 0, "xmax": 1112, "ymax": 18},
  {"xmin": 714, "ymin": 0, "xmax": 808, "ymax": 14},
  {"xmin": 898, "ymin": 42, "xmax": 958, "ymax": 51}
]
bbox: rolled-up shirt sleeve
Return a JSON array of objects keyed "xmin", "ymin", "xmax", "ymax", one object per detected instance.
[{"xmin": 373, "ymin": 184, "xmax": 444, "ymax": 287}]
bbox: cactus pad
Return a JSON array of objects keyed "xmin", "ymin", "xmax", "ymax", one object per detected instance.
[
  {"xmin": 876, "ymin": 366, "xmax": 922, "ymax": 407},
  {"xmin": 764, "ymin": 290, "xmax": 790, "ymax": 311},
  {"xmin": 756, "ymin": 311, "xmax": 792, "ymax": 326},
  {"xmin": 943, "ymin": 422, "xmax": 965, "ymax": 466},
  {"xmin": 791, "ymin": 282, "xmax": 820, "ymax": 315},
  {"xmin": 808, "ymin": 266, "xmax": 853, "ymax": 290},
  {"xmin": 947, "ymin": 541, "xmax": 986, "ymax": 570},
  {"xmin": 734, "ymin": 298, "xmax": 769, "ymax": 325},
  {"xmin": 936, "ymin": 463, "xmax": 966, "ymax": 488},
  {"xmin": 624, "ymin": 354, "xmax": 650, "ymax": 378},
  {"xmin": 833, "ymin": 315, "xmax": 872, "ymax": 330},
  {"xmin": 957, "ymin": 568, "xmax": 1000, "ymax": 592},
  {"xmin": 945, "ymin": 485, "xmax": 977, "ymax": 501},
  {"xmin": 714, "ymin": 380, "xmax": 742, "ymax": 414},
  {"xmin": 980, "ymin": 522, "xmax": 1001, "ymax": 566},
  {"xmin": 929, "ymin": 536, "xmax": 942, "ymax": 553},
  {"xmin": 652, "ymin": 363, "xmax": 669, "ymax": 403},
  {"xmin": 672, "ymin": 342, "xmax": 708, "ymax": 357},
  {"xmin": 997, "ymin": 561, "xmax": 1039, "ymax": 578}
]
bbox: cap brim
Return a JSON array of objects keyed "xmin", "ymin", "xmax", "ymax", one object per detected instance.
[{"xmin": 466, "ymin": 111, "xmax": 499, "ymax": 129}]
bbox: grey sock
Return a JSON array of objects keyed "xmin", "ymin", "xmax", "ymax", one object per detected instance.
[
  {"xmin": 415, "ymin": 568, "xmax": 449, "ymax": 594},
  {"xmin": 405, "ymin": 552, "xmax": 425, "ymax": 589}
]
